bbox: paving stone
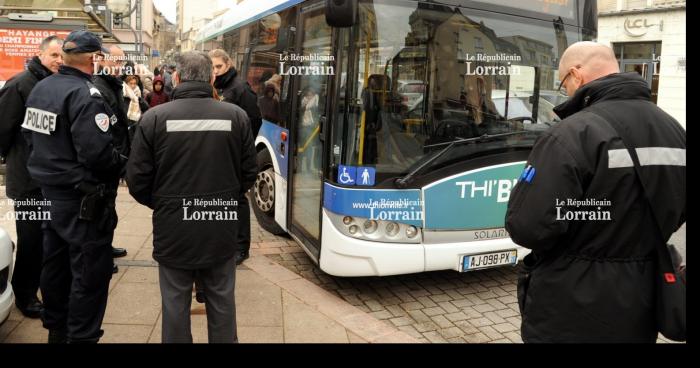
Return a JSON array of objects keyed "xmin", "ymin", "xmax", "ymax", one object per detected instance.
[
  {"xmin": 483, "ymin": 311, "xmax": 507, "ymax": 324},
  {"xmin": 444, "ymin": 312, "xmax": 469, "ymax": 322},
  {"xmin": 495, "ymin": 308, "xmax": 520, "ymax": 319},
  {"xmin": 504, "ymin": 331, "xmax": 523, "ymax": 343},
  {"xmin": 451, "ymin": 298, "xmax": 475, "ymax": 308},
  {"xmin": 407, "ymin": 310, "xmax": 431, "ymax": 323},
  {"xmin": 493, "ymin": 322, "xmax": 519, "ymax": 333},
  {"xmin": 463, "ymin": 332, "xmax": 491, "ymax": 343},
  {"xmin": 414, "ymin": 321, "xmax": 440, "ymax": 333},
  {"xmin": 397, "ymin": 325, "xmax": 422, "ymax": 339},
  {"xmin": 422, "ymin": 331, "xmax": 448, "ymax": 343},
  {"xmin": 469, "ymin": 317, "xmax": 494, "ymax": 328},
  {"xmin": 390, "ymin": 316, "xmax": 414, "ymax": 327},
  {"xmin": 430, "ymin": 315, "xmax": 454, "ymax": 329},
  {"xmin": 429, "ymin": 294, "xmax": 452, "ymax": 303},
  {"xmin": 400, "ymin": 301, "xmax": 424, "ymax": 311},
  {"xmin": 416, "ymin": 296, "xmax": 437, "ymax": 308},
  {"xmin": 478, "ymin": 325, "xmax": 504, "ymax": 340},
  {"xmin": 473, "ymin": 303, "xmax": 496, "ymax": 313},
  {"xmin": 454, "ymin": 320, "xmax": 480, "ymax": 335},
  {"xmin": 438, "ymin": 301, "xmax": 460, "ymax": 314},
  {"xmin": 386, "ymin": 305, "xmax": 408, "ymax": 317},
  {"xmin": 438, "ymin": 327, "xmax": 463, "ymax": 339},
  {"xmin": 423, "ymin": 306, "xmax": 447, "ymax": 317}
]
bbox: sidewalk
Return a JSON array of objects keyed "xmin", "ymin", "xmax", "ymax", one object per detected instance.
[{"xmin": 0, "ymin": 186, "xmax": 419, "ymax": 343}]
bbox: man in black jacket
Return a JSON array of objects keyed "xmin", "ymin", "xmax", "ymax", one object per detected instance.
[
  {"xmin": 209, "ymin": 49, "xmax": 262, "ymax": 265},
  {"xmin": 126, "ymin": 51, "xmax": 257, "ymax": 343},
  {"xmin": 93, "ymin": 45, "xmax": 130, "ymax": 267},
  {"xmin": 505, "ymin": 42, "xmax": 686, "ymax": 343},
  {"xmin": 0, "ymin": 35, "xmax": 63, "ymax": 318},
  {"xmin": 23, "ymin": 30, "xmax": 127, "ymax": 343}
]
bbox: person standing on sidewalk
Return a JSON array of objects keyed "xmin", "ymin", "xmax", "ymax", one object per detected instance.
[
  {"xmin": 126, "ymin": 51, "xmax": 257, "ymax": 343},
  {"xmin": 92, "ymin": 45, "xmax": 130, "ymax": 272},
  {"xmin": 23, "ymin": 30, "xmax": 127, "ymax": 343},
  {"xmin": 0, "ymin": 35, "xmax": 64, "ymax": 319},
  {"xmin": 505, "ymin": 42, "xmax": 686, "ymax": 343},
  {"xmin": 209, "ymin": 49, "xmax": 261, "ymax": 266}
]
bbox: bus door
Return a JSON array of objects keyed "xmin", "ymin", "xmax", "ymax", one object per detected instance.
[{"xmin": 287, "ymin": 1, "xmax": 334, "ymax": 259}]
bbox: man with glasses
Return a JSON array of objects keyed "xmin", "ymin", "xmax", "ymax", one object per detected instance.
[
  {"xmin": 23, "ymin": 30, "xmax": 128, "ymax": 343},
  {"xmin": 93, "ymin": 45, "xmax": 131, "ymax": 273},
  {"xmin": 506, "ymin": 41, "xmax": 686, "ymax": 343}
]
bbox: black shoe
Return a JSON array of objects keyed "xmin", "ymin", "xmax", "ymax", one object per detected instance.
[
  {"xmin": 235, "ymin": 250, "xmax": 249, "ymax": 265},
  {"xmin": 16, "ymin": 297, "xmax": 43, "ymax": 319},
  {"xmin": 112, "ymin": 247, "xmax": 128, "ymax": 258},
  {"xmin": 195, "ymin": 291, "xmax": 206, "ymax": 304},
  {"xmin": 48, "ymin": 329, "xmax": 68, "ymax": 344},
  {"xmin": 112, "ymin": 264, "xmax": 119, "ymax": 274}
]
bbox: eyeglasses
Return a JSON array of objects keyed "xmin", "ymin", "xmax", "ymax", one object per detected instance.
[{"xmin": 557, "ymin": 65, "xmax": 581, "ymax": 94}]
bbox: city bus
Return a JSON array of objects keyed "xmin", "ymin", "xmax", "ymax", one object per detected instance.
[{"xmin": 195, "ymin": 0, "xmax": 597, "ymax": 276}]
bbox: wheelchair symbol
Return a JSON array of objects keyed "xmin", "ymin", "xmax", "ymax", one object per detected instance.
[{"xmin": 338, "ymin": 166, "xmax": 355, "ymax": 185}]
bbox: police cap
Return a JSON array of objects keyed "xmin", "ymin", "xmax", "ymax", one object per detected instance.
[{"xmin": 62, "ymin": 30, "xmax": 109, "ymax": 54}]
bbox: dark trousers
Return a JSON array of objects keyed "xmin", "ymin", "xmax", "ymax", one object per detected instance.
[
  {"xmin": 40, "ymin": 198, "xmax": 115, "ymax": 343},
  {"xmin": 238, "ymin": 193, "xmax": 250, "ymax": 253},
  {"xmin": 11, "ymin": 191, "xmax": 44, "ymax": 302},
  {"xmin": 159, "ymin": 258, "xmax": 237, "ymax": 343}
]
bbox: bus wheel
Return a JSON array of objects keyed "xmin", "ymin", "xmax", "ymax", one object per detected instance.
[{"xmin": 252, "ymin": 148, "xmax": 286, "ymax": 235}]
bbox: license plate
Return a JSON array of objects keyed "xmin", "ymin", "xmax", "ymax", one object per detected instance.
[{"xmin": 461, "ymin": 250, "xmax": 517, "ymax": 272}]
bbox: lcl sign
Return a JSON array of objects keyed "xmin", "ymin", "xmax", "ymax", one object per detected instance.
[{"xmin": 624, "ymin": 18, "xmax": 663, "ymax": 37}]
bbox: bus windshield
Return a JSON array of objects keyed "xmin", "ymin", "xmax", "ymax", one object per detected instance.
[{"xmin": 331, "ymin": 0, "xmax": 581, "ymax": 185}]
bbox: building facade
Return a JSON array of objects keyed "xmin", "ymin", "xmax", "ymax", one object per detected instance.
[
  {"xmin": 176, "ymin": 0, "xmax": 220, "ymax": 52},
  {"xmin": 152, "ymin": 6, "xmax": 176, "ymax": 68},
  {"xmin": 597, "ymin": 0, "xmax": 686, "ymax": 127}
]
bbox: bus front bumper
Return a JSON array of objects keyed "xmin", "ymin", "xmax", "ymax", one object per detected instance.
[{"xmin": 319, "ymin": 210, "xmax": 530, "ymax": 277}]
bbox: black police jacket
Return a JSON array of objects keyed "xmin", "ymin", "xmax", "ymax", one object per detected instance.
[
  {"xmin": 0, "ymin": 56, "xmax": 52, "ymax": 199},
  {"xmin": 22, "ymin": 65, "xmax": 126, "ymax": 199},
  {"xmin": 505, "ymin": 72, "xmax": 686, "ymax": 342},
  {"xmin": 93, "ymin": 74, "xmax": 130, "ymax": 158},
  {"xmin": 126, "ymin": 81, "xmax": 258, "ymax": 269},
  {"xmin": 214, "ymin": 67, "xmax": 263, "ymax": 136}
]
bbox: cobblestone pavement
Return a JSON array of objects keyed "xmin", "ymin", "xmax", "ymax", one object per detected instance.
[
  {"xmin": 251, "ymin": 213, "xmax": 682, "ymax": 344},
  {"xmin": 249, "ymin": 218, "xmax": 524, "ymax": 343}
]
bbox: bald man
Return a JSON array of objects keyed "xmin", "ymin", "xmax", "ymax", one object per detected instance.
[
  {"xmin": 505, "ymin": 42, "xmax": 686, "ymax": 343},
  {"xmin": 93, "ymin": 45, "xmax": 130, "ymax": 266}
]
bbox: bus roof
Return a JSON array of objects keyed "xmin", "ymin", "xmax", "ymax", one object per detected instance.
[{"xmin": 196, "ymin": 0, "xmax": 303, "ymax": 43}]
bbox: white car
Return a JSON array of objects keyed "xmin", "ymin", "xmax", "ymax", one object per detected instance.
[{"xmin": 0, "ymin": 226, "xmax": 14, "ymax": 325}]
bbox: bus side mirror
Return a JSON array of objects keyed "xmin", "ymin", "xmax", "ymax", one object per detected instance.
[{"xmin": 325, "ymin": 0, "xmax": 357, "ymax": 28}]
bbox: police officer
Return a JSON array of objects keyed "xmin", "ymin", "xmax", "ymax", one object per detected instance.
[
  {"xmin": 505, "ymin": 42, "xmax": 686, "ymax": 343},
  {"xmin": 22, "ymin": 30, "xmax": 127, "ymax": 343},
  {"xmin": 0, "ymin": 35, "xmax": 63, "ymax": 319}
]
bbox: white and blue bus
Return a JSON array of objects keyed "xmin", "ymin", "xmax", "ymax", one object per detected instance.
[{"xmin": 196, "ymin": 0, "xmax": 597, "ymax": 276}]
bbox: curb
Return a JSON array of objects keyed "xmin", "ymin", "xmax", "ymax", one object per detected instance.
[{"xmin": 244, "ymin": 255, "xmax": 421, "ymax": 343}]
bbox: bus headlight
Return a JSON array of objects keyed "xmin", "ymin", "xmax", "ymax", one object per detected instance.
[
  {"xmin": 406, "ymin": 225, "xmax": 418, "ymax": 238},
  {"xmin": 363, "ymin": 220, "xmax": 378, "ymax": 234},
  {"xmin": 326, "ymin": 211, "xmax": 421, "ymax": 244},
  {"xmin": 386, "ymin": 222, "xmax": 399, "ymax": 237}
]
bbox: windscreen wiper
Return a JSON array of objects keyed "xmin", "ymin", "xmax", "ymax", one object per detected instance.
[{"xmin": 394, "ymin": 131, "xmax": 531, "ymax": 188}]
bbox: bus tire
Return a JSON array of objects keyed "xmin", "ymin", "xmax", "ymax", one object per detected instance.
[{"xmin": 252, "ymin": 148, "xmax": 286, "ymax": 236}]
